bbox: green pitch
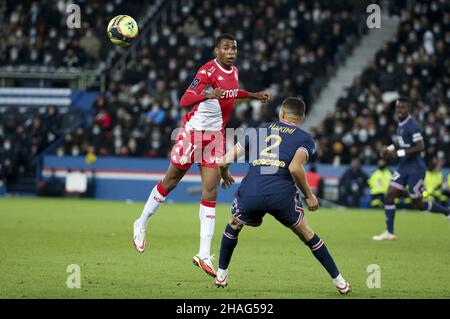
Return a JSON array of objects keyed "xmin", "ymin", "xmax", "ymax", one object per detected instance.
[{"xmin": 1, "ymin": 197, "xmax": 449, "ymax": 299}]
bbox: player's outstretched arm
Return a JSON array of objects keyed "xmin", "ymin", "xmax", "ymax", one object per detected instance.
[
  {"xmin": 289, "ymin": 149, "xmax": 319, "ymax": 211},
  {"xmin": 237, "ymin": 90, "xmax": 271, "ymax": 103}
]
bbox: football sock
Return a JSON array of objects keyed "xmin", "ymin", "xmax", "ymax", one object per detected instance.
[
  {"xmin": 426, "ymin": 201, "xmax": 450, "ymax": 216},
  {"xmin": 305, "ymin": 234, "xmax": 340, "ymax": 279},
  {"xmin": 332, "ymin": 274, "xmax": 347, "ymax": 288},
  {"xmin": 198, "ymin": 200, "xmax": 216, "ymax": 258},
  {"xmin": 135, "ymin": 181, "xmax": 168, "ymax": 227},
  {"xmin": 384, "ymin": 204, "xmax": 396, "ymax": 234},
  {"xmin": 219, "ymin": 224, "xmax": 240, "ymax": 270}
]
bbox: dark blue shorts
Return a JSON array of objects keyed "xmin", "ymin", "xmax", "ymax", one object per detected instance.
[
  {"xmin": 231, "ymin": 189, "xmax": 304, "ymax": 228},
  {"xmin": 390, "ymin": 169, "xmax": 425, "ymax": 198}
]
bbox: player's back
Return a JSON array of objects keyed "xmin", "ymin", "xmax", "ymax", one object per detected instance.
[{"xmin": 238, "ymin": 120, "xmax": 316, "ymax": 197}]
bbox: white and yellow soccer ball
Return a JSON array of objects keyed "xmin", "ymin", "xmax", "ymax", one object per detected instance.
[{"xmin": 107, "ymin": 15, "xmax": 138, "ymax": 46}]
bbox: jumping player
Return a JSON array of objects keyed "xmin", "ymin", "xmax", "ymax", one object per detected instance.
[
  {"xmin": 373, "ymin": 97, "xmax": 450, "ymax": 241},
  {"xmin": 132, "ymin": 34, "xmax": 270, "ymax": 277},
  {"xmin": 215, "ymin": 97, "xmax": 351, "ymax": 294}
]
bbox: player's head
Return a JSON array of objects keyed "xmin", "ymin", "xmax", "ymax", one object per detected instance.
[
  {"xmin": 214, "ymin": 34, "xmax": 237, "ymax": 67},
  {"xmin": 279, "ymin": 97, "xmax": 306, "ymax": 124},
  {"xmin": 395, "ymin": 97, "xmax": 410, "ymax": 122}
]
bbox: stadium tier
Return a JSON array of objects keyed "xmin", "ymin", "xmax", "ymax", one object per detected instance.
[{"xmin": 0, "ymin": 0, "xmax": 449, "ymax": 204}]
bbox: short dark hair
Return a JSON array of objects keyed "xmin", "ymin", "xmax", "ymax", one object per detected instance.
[
  {"xmin": 396, "ymin": 96, "xmax": 410, "ymax": 106},
  {"xmin": 281, "ymin": 97, "xmax": 305, "ymax": 117},
  {"xmin": 215, "ymin": 34, "xmax": 236, "ymax": 48}
]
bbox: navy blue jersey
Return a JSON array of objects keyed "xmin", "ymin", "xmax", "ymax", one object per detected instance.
[
  {"xmin": 394, "ymin": 116, "xmax": 426, "ymax": 172},
  {"xmin": 237, "ymin": 120, "xmax": 316, "ymax": 196}
]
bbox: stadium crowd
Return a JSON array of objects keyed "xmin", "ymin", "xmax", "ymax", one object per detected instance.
[
  {"xmin": 0, "ymin": 0, "xmax": 147, "ymax": 68},
  {"xmin": 309, "ymin": 0, "xmax": 450, "ymax": 168},
  {"xmin": 2, "ymin": 0, "xmax": 450, "ymax": 189},
  {"xmin": 0, "ymin": 106, "xmax": 82, "ymax": 185},
  {"xmin": 56, "ymin": 0, "xmax": 368, "ymax": 158}
]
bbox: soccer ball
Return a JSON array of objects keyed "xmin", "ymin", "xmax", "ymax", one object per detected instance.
[{"xmin": 107, "ymin": 15, "xmax": 138, "ymax": 46}]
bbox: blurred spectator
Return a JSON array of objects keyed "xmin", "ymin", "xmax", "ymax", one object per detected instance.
[
  {"xmin": 423, "ymin": 158, "xmax": 447, "ymax": 205},
  {"xmin": 306, "ymin": 164, "xmax": 323, "ymax": 198},
  {"xmin": 339, "ymin": 159, "xmax": 368, "ymax": 207},
  {"xmin": 368, "ymin": 159, "xmax": 392, "ymax": 208}
]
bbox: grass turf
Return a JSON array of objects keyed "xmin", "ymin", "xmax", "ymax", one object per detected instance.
[{"xmin": 0, "ymin": 197, "xmax": 449, "ymax": 299}]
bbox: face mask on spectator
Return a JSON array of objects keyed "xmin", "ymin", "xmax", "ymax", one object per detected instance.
[
  {"xmin": 141, "ymin": 96, "xmax": 152, "ymax": 107},
  {"xmin": 148, "ymin": 71, "xmax": 156, "ymax": 80},
  {"xmin": 334, "ymin": 126, "xmax": 344, "ymax": 135},
  {"xmin": 113, "ymin": 127, "xmax": 122, "ymax": 137},
  {"xmin": 4, "ymin": 142, "xmax": 11, "ymax": 151},
  {"xmin": 92, "ymin": 126, "xmax": 100, "ymax": 135},
  {"xmin": 204, "ymin": 18, "xmax": 212, "ymax": 28},
  {"xmin": 106, "ymin": 3, "xmax": 114, "ymax": 13},
  {"xmin": 443, "ymin": 135, "xmax": 450, "ymax": 143},
  {"xmin": 179, "ymin": 69, "xmax": 187, "ymax": 81},
  {"xmin": 114, "ymin": 138, "xmax": 122, "ymax": 148},
  {"xmin": 152, "ymin": 141, "xmax": 160, "ymax": 149},
  {"xmin": 379, "ymin": 117, "xmax": 387, "ymax": 126},
  {"xmin": 364, "ymin": 148, "xmax": 373, "ymax": 158},
  {"xmin": 57, "ymin": 148, "xmax": 64, "ymax": 157},
  {"xmin": 170, "ymin": 109, "xmax": 179, "ymax": 119},
  {"xmin": 169, "ymin": 36, "xmax": 177, "ymax": 46},
  {"xmin": 71, "ymin": 147, "xmax": 80, "ymax": 156},
  {"xmin": 358, "ymin": 129, "xmax": 368, "ymax": 142},
  {"xmin": 152, "ymin": 132, "xmax": 161, "ymax": 140},
  {"xmin": 445, "ymin": 118, "xmax": 450, "ymax": 126},
  {"xmin": 425, "ymin": 126, "xmax": 433, "ymax": 135},
  {"xmin": 58, "ymin": 40, "xmax": 66, "ymax": 51}
]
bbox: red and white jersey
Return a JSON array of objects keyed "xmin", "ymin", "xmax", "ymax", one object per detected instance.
[{"xmin": 182, "ymin": 59, "xmax": 240, "ymax": 132}]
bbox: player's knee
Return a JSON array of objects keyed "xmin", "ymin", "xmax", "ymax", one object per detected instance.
[
  {"xmin": 229, "ymin": 217, "xmax": 244, "ymax": 232},
  {"xmin": 412, "ymin": 200, "xmax": 426, "ymax": 210},
  {"xmin": 294, "ymin": 223, "xmax": 314, "ymax": 243},
  {"xmin": 201, "ymin": 187, "xmax": 217, "ymax": 202}
]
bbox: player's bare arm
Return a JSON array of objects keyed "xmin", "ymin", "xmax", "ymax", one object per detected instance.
[
  {"xmin": 245, "ymin": 91, "xmax": 271, "ymax": 103},
  {"xmin": 383, "ymin": 139, "xmax": 425, "ymax": 160},
  {"xmin": 288, "ymin": 149, "xmax": 319, "ymax": 211}
]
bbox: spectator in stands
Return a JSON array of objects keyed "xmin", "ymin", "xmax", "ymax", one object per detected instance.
[
  {"xmin": 368, "ymin": 159, "xmax": 392, "ymax": 208},
  {"xmin": 312, "ymin": 0, "xmax": 450, "ymax": 169},
  {"xmin": 339, "ymin": 159, "xmax": 368, "ymax": 207},
  {"xmin": 306, "ymin": 164, "xmax": 323, "ymax": 198}
]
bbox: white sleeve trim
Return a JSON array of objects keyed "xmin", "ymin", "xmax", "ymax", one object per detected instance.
[
  {"xmin": 297, "ymin": 147, "xmax": 309, "ymax": 160},
  {"xmin": 185, "ymin": 90, "xmax": 198, "ymax": 95},
  {"xmin": 412, "ymin": 133, "xmax": 423, "ymax": 142}
]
